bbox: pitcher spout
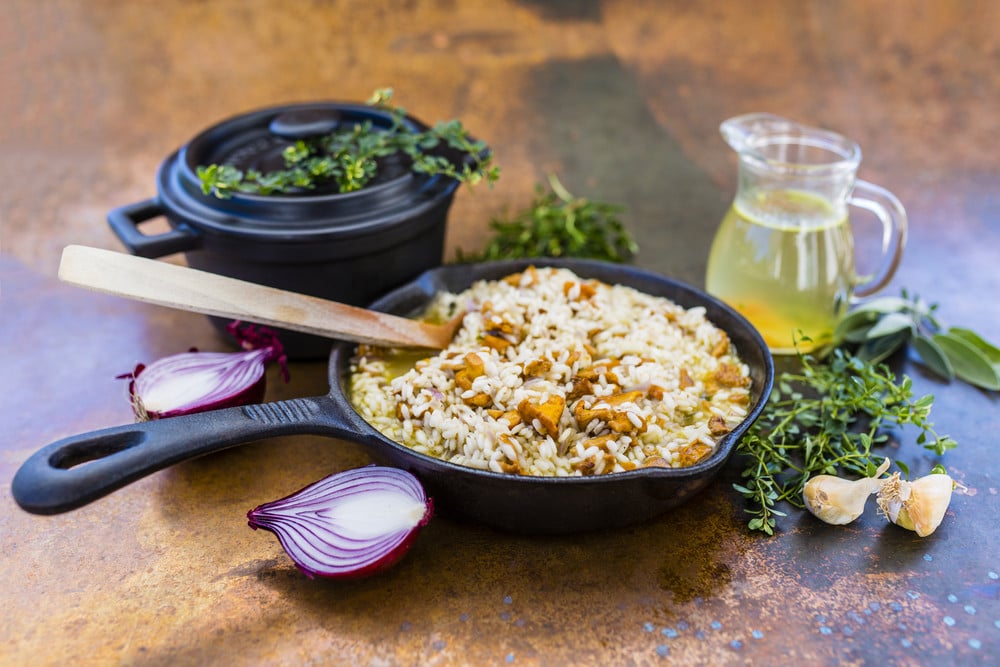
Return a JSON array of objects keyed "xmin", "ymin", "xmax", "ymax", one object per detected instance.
[
  {"xmin": 720, "ymin": 113, "xmax": 797, "ymax": 153},
  {"xmin": 720, "ymin": 112, "xmax": 861, "ymax": 176}
]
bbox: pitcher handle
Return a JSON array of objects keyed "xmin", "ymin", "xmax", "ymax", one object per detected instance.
[{"xmin": 849, "ymin": 179, "xmax": 908, "ymax": 298}]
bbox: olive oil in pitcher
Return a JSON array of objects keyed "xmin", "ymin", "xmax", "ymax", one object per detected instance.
[
  {"xmin": 705, "ymin": 189, "xmax": 854, "ymax": 353},
  {"xmin": 706, "ymin": 113, "xmax": 908, "ymax": 354}
]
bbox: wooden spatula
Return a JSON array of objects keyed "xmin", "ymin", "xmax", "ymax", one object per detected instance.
[{"xmin": 58, "ymin": 245, "xmax": 461, "ymax": 349}]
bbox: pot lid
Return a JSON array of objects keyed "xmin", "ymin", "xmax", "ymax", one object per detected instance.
[{"xmin": 156, "ymin": 101, "xmax": 462, "ymax": 240}]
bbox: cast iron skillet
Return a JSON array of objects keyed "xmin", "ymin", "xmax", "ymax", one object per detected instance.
[{"xmin": 12, "ymin": 259, "xmax": 774, "ymax": 534}]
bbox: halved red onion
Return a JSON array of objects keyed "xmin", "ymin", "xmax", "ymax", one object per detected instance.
[
  {"xmin": 121, "ymin": 322, "xmax": 288, "ymax": 421},
  {"xmin": 247, "ymin": 466, "xmax": 434, "ymax": 579}
]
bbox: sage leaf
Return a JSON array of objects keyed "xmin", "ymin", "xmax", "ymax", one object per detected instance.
[
  {"xmin": 856, "ymin": 329, "xmax": 910, "ymax": 364},
  {"xmin": 864, "ymin": 312, "xmax": 914, "ymax": 339},
  {"xmin": 912, "ymin": 333, "xmax": 954, "ymax": 381},
  {"xmin": 833, "ymin": 309, "xmax": 880, "ymax": 343},
  {"xmin": 947, "ymin": 327, "xmax": 1000, "ymax": 367},
  {"xmin": 851, "ymin": 295, "xmax": 912, "ymax": 315},
  {"xmin": 933, "ymin": 332, "xmax": 1000, "ymax": 390}
]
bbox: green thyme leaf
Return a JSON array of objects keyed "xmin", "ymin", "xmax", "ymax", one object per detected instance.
[{"xmin": 457, "ymin": 174, "xmax": 638, "ymax": 264}]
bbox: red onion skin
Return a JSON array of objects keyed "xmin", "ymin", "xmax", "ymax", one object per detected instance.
[
  {"xmin": 122, "ymin": 364, "xmax": 267, "ymax": 421},
  {"xmin": 155, "ymin": 378, "xmax": 266, "ymax": 418},
  {"xmin": 126, "ymin": 368, "xmax": 267, "ymax": 420},
  {"xmin": 272, "ymin": 498, "xmax": 433, "ymax": 580},
  {"xmin": 247, "ymin": 468, "xmax": 434, "ymax": 580},
  {"xmin": 121, "ymin": 322, "xmax": 288, "ymax": 421}
]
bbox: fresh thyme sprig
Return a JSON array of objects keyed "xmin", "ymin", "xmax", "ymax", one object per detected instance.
[
  {"xmin": 735, "ymin": 345, "xmax": 957, "ymax": 535},
  {"xmin": 457, "ymin": 174, "xmax": 638, "ymax": 263},
  {"xmin": 196, "ymin": 88, "xmax": 500, "ymax": 197}
]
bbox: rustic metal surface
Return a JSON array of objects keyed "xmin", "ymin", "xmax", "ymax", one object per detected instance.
[{"xmin": 2, "ymin": 1, "xmax": 999, "ymax": 664}]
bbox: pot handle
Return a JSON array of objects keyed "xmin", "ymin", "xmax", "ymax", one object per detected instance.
[
  {"xmin": 107, "ymin": 198, "xmax": 201, "ymax": 258},
  {"xmin": 11, "ymin": 395, "xmax": 357, "ymax": 515}
]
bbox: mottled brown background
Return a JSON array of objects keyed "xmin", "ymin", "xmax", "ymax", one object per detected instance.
[{"xmin": 2, "ymin": 1, "xmax": 999, "ymax": 665}]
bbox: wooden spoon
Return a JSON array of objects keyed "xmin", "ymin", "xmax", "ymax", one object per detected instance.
[{"xmin": 58, "ymin": 245, "xmax": 461, "ymax": 349}]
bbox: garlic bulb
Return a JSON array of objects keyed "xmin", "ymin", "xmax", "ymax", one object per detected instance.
[
  {"xmin": 877, "ymin": 472, "xmax": 954, "ymax": 537},
  {"xmin": 803, "ymin": 459, "xmax": 892, "ymax": 525}
]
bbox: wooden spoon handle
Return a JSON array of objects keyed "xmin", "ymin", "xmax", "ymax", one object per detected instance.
[{"xmin": 58, "ymin": 245, "xmax": 451, "ymax": 348}]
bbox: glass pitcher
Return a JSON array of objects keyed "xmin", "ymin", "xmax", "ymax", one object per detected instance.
[{"xmin": 705, "ymin": 113, "xmax": 907, "ymax": 354}]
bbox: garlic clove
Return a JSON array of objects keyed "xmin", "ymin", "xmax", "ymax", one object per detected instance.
[
  {"xmin": 802, "ymin": 459, "xmax": 891, "ymax": 525},
  {"xmin": 903, "ymin": 474, "xmax": 954, "ymax": 537},
  {"xmin": 803, "ymin": 475, "xmax": 869, "ymax": 524},
  {"xmin": 877, "ymin": 472, "xmax": 954, "ymax": 537},
  {"xmin": 876, "ymin": 473, "xmax": 907, "ymax": 525}
]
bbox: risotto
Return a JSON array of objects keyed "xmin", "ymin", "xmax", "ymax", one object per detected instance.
[{"xmin": 349, "ymin": 266, "xmax": 752, "ymax": 477}]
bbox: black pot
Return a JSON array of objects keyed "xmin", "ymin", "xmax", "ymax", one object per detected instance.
[{"xmin": 108, "ymin": 101, "xmax": 466, "ymax": 359}]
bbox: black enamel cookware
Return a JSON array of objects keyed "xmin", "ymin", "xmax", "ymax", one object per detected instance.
[
  {"xmin": 12, "ymin": 259, "xmax": 774, "ymax": 534},
  {"xmin": 107, "ymin": 101, "xmax": 468, "ymax": 359}
]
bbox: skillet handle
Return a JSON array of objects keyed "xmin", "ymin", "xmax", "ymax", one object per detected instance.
[{"xmin": 11, "ymin": 395, "xmax": 351, "ymax": 515}]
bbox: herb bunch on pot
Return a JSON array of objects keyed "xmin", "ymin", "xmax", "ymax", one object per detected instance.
[
  {"xmin": 114, "ymin": 87, "xmax": 501, "ymax": 360},
  {"xmin": 196, "ymin": 88, "xmax": 500, "ymax": 198}
]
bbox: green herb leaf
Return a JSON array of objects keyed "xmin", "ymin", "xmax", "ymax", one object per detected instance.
[
  {"xmin": 946, "ymin": 327, "xmax": 1000, "ymax": 367},
  {"xmin": 864, "ymin": 312, "xmax": 914, "ymax": 339},
  {"xmin": 932, "ymin": 332, "xmax": 1000, "ymax": 390},
  {"xmin": 457, "ymin": 174, "xmax": 638, "ymax": 264},
  {"xmin": 855, "ymin": 329, "xmax": 910, "ymax": 364},
  {"xmin": 835, "ymin": 290, "xmax": 996, "ymax": 390},
  {"xmin": 851, "ymin": 295, "xmax": 913, "ymax": 315},
  {"xmin": 912, "ymin": 333, "xmax": 955, "ymax": 381},
  {"xmin": 833, "ymin": 309, "xmax": 880, "ymax": 343}
]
